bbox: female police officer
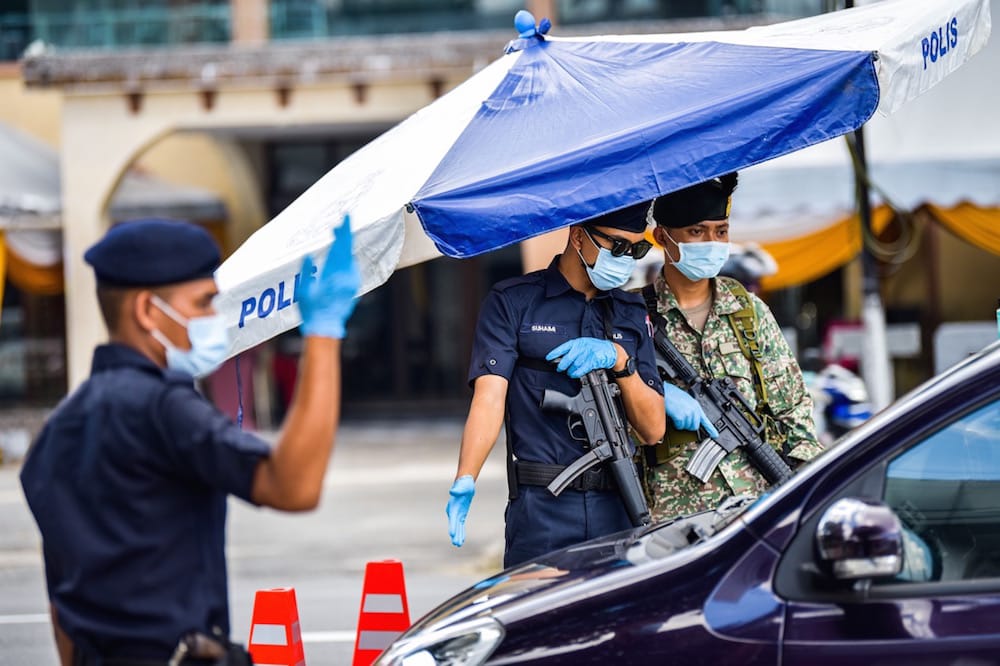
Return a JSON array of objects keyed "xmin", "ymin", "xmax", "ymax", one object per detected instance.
[
  {"xmin": 445, "ymin": 203, "xmax": 666, "ymax": 567},
  {"xmin": 20, "ymin": 217, "xmax": 358, "ymax": 665}
]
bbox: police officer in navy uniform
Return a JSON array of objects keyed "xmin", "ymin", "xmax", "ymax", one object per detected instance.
[
  {"xmin": 20, "ymin": 217, "xmax": 359, "ymax": 665},
  {"xmin": 445, "ymin": 203, "xmax": 666, "ymax": 567}
]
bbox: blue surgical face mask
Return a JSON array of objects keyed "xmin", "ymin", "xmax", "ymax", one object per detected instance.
[
  {"xmin": 665, "ymin": 231, "xmax": 731, "ymax": 281},
  {"xmin": 578, "ymin": 230, "xmax": 636, "ymax": 291},
  {"xmin": 150, "ymin": 295, "xmax": 229, "ymax": 378}
]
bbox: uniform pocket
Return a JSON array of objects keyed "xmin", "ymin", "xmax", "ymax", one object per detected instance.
[
  {"xmin": 761, "ymin": 356, "xmax": 797, "ymax": 415},
  {"xmin": 518, "ymin": 321, "xmax": 577, "ymax": 362},
  {"xmin": 719, "ymin": 349, "xmax": 756, "ymax": 405}
]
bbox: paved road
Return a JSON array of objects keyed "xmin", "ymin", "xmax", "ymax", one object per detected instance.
[{"xmin": 0, "ymin": 419, "xmax": 509, "ymax": 665}]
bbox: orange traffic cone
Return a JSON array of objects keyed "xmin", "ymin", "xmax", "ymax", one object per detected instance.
[
  {"xmin": 352, "ymin": 560, "xmax": 412, "ymax": 666},
  {"xmin": 247, "ymin": 587, "xmax": 306, "ymax": 666}
]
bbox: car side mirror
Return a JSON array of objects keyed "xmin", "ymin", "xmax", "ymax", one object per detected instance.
[{"xmin": 815, "ymin": 498, "xmax": 903, "ymax": 580}]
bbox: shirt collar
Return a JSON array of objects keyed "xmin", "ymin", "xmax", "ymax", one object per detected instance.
[
  {"xmin": 543, "ymin": 254, "xmax": 612, "ymax": 301},
  {"xmin": 91, "ymin": 343, "xmax": 164, "ymax": 376},
  {"xmin": 653, "ymin": 274, "xmax": 746, "ymax": 316},
  {"xmin": 543, "ymin": 255, "xmax": 574, "ymax": 298},
  {"xmin": 714, "ymin": 277, "xmax": 751, "ymax": 315}
]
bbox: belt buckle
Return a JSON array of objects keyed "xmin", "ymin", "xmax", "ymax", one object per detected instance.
[{"xmin": 581, "ymin": 468, "xmax": 603, "ymax": 491}]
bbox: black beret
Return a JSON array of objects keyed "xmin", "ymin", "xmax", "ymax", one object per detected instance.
[
  {"xmin": 582, "ymin": 200, "xmax": 652, "ymax": 234},
  {"xmin": 84, "ymin": 218, "xmax": 221, "ymax": 288},
  {"xmin": 651, "ymin": 173, "xmax": 738, "ymax": 229}
]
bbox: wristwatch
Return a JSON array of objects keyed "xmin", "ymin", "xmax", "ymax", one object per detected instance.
[{"xmin": 612, "ymin": 355, "xmax": 637, "ymax": 379}]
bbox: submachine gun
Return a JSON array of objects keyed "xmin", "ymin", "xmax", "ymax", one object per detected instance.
[
  {"xmin": 650, "ymin": 327, "xmax": 793, "ymax": 486},
  {"xmin": 540, "ymin": 370, "xmax": 651, "ymax": 527}
]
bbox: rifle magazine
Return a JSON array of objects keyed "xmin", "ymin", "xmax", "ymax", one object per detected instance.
[{"xmin": 685, "ymin": 439, "xmax": 727, "ymax": 484}]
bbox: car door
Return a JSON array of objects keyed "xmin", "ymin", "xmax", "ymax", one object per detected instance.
[{"xmin": 778, "ymin": 393, "xmax": 1000, "ymax": 665}]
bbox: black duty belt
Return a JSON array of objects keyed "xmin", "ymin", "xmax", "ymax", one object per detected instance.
[{"xmin": 515, "ymin": 460, "xmax": 615, "ymax": 492}]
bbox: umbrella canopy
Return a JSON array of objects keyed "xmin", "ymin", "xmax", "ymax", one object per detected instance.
[{"xmin": 215, "ymin": 0, "xmax": 991, "ymax": 357}]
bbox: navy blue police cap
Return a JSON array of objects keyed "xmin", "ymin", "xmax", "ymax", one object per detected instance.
[
  {"xmin": 84, "ymin": 218, "xmax": 221, "ymax": 287},
  {"xmin": 651, "ymin": 172, "xmax": 738, "ymax": 229},
  {"xmin": 583, "ymin": 200, "xmax": 651, "ymax": 234}
]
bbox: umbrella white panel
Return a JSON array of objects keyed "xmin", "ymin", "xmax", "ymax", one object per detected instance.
[{"xmin": 214, "ymin": 54, "xmax": 517, "ymax": 358}]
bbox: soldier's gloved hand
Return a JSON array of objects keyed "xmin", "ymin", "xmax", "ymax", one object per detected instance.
[
  {"xmin": 446, "ymin": 475, "xmax": 475, "ymax": 547},
  {"xmin": 662, "ymin": 382, "xmax": 720, "ymax": 438},
  {"xmin": 545, "ymin": 338, "xmax": 617, "ymax": 378},
  {"xmin": 296, "ymin": 215, "xmax": 361, "ymax": 339}
]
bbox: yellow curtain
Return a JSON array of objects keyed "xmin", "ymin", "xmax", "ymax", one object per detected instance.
[
  {"xmin": 923, "ymin": 203, "xmax": 1000, "ymax": 256},
  {"xmin": 759, "ymin": 206, "xmax": 894, "ymax": 291},
  {"xmin": 6, "ymin": 246, "xmax": 64, "ymax": 295},
  {"xmin": 759, "ymin": 218, "xmax": 861, "ymax": 291}
]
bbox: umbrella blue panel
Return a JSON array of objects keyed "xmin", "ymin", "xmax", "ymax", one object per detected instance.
[{"xmin": 411, "ymin": 39, "xmax": 879, "ymax": 258}]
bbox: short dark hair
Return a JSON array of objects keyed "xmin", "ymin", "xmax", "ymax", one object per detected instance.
[{"xmin": 95, "ymin": 285, "xmax": 129, "ymax": 333}]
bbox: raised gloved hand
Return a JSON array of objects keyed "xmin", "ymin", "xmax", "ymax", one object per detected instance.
[
  {"xmin": 296, "ymin": 215, "xmax": 361, "ymax": 339},
  {"xmin": 545, "ymin": 337, "xmax": 617, "ymax": 379},
  {"xmin": 446, "ymin": 475, "xmax": 476, "ymax": 547},
  {"xmin": 662, "ymin": 382, "xmax": 720, "ymax": 438}
]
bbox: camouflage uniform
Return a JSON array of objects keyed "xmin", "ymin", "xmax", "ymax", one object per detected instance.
[{"xmin": 647, "ymin": 274, "xmax": 823, "ymax": 520}]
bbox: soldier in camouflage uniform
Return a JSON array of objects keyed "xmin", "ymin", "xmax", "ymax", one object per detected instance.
[{"xmin": 642, "ymin": 173, "xmax": 823, "ymax": 521}]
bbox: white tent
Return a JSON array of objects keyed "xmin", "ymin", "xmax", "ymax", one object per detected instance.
[
  {"xmin": 0, "ymin": 122, "xmax": 227, "ymax": 289},
  {"xmin": 730, "ymin": 0, "xmax": 1000, "ymax": 287}
]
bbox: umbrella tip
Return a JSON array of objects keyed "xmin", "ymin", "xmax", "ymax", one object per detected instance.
[
  {"xmin": 506, "ymin": 10, "xmax": 550, "ymax": 53},
  {"xmin": 514, "ymin": 10, "xmax": 536, "ymax": 38},
  {"xmin": 513, "ymin": 10, "xmax": 550, "ymax": 38}
]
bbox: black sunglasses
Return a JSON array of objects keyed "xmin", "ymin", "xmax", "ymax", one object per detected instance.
[{"xmin": 585, "ymin": 227, "xmax": 653, "ymax": 259}]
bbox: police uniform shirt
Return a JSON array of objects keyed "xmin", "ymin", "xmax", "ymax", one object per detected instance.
[
  {"xmin": 20, "ymin": 343, "xmax": 271, "ymax": 659},
  {"xmin": 468, "ymin": 256, "xmax": 662, "ymax": 466}
]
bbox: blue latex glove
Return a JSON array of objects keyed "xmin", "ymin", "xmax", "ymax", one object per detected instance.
[
  {"xmin": 446, "ymin": 475, "xmax": 475, "ymax": 547},
  {"xmin": 545, "ymin": 337, "xmax": 617, "ymax": 379},
  {"xmin": 662, "ymin": 382, "xmax": 720, "ymax": 438},
  {"xmin": 296, "ymin": 215, "xmax": 361, "ymax": 339}
]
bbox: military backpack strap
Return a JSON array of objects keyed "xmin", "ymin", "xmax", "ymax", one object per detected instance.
[
  {"xmin": 640, "ymin": 283, "xmax": 669, "ymax": 332},
  {"xmin": 721, "ymin": 279, "xmax": 791, "ymax": 454},
  {"xmin": 722, "ymin": 279, "xmax": 769, "ymax": 408}
]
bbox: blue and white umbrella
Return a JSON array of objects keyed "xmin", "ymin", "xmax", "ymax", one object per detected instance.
[{"xmin": 215, "ymin": 0, "xmax": 990, "ymax": 357}]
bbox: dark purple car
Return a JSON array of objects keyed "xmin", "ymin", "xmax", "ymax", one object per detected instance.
[{"xmin": 376, "ymin": 339, "xmax": 1000, "ymax": 665}]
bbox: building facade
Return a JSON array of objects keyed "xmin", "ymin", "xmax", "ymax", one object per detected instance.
[
  {"xmin": 4, "ymin": 0, "xmax": 995, "ymax": 424},
  {"xmin": 3, "ymin": 0, "xmax": 809, "ymax": 421}
]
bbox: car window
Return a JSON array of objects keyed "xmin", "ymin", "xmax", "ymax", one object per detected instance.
[{"xmin": 880, "ymin": 399, "xmax": 1000, "ymax": 584}]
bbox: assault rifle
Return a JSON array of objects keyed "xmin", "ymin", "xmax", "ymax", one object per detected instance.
[
  {"xmin": 650, "ymin": 327, "xmax": 793, "ymax": 486},
  {"xmin": 540, "ymin": 370, "xmax": 651, "ymax": 527}
]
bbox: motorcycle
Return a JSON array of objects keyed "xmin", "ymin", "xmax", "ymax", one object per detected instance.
[{"xmin": 804, "ymin": 362, "xmax": 874, "ymax": 446}]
